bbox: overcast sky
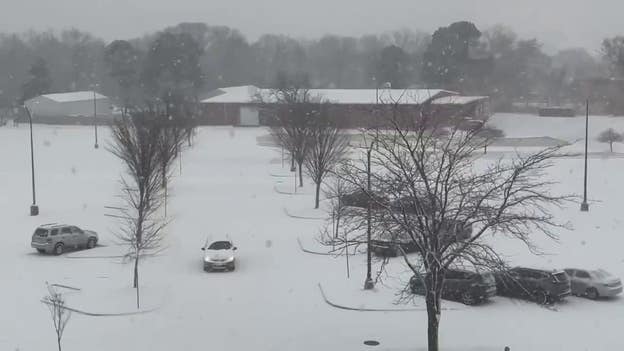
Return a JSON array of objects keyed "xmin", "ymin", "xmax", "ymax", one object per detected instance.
[{"xmin": 1, "ymin": 0, "xmax": 622, "ymax": 52}]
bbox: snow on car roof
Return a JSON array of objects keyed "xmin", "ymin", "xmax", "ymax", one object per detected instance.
[
  {"xmin": 39, "ymin": 223, "xmax": 68, "ymax": 228},
  {"xmin": 513, "ymin": 266, "xmax": 565, "ymax": 273}
]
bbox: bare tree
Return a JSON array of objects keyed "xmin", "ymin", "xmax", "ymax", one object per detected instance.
[
  {"xmin": 333, "ymin": 104, "xmax": 572, "ymax": 351},
  {"xmin": 304, "ymin": 105, "xmax": 350, "ymax": 208},
  {"xmin": 108, "ymin": 113, "xmax": 169, "ymax": 309},
  {"xmin": 42, "ymin": 284, "xmax": 71, "ymax": 351},
  {"xmin": 474, "ymin": 125, "xmax": 504, "ymax": 154},
  {"xmin": 260, "ymin": 71, "xmax": 315, "ymax": 187},
  {"xmin": 597, "ymin": 128, "xmax": 623, "ymax": 152},
  {"xmin": 155, "ymin": 116, "xmax": 189, "ymax": 188}
]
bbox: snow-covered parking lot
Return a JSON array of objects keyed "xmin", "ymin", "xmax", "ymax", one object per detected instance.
[{"xmin": 2, "ymin": 115, "xmax": 624, "ymax": 350}]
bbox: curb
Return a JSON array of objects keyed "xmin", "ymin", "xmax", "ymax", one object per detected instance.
[
  {"xmin": 41, "ymin": 299, "xmax": 159, "ymax": 317},
  {"xmin": 274, "ymin": 184, "xmax": 307, "ymax": 196},
  {"xmin": 297, "ymin": 237, "xmax": 338, "ymax": 256},
  {"xmin": 269, "ymin": 171, "xmax": 294, "ymax": 178},
  {"xmin": 297, "ymin": 237, "xmax": 365, "ymax": 256},
  {"xmin": 317, "ymin": 283, "xmax": 436, "ymax": 312},
  {"xmin": 283, "ymin": 207, "xmax": 326, "ymax": 220}
]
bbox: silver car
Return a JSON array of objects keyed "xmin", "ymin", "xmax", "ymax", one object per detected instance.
[
  {"xmin": 31, "ymin": 224, "xmax": 98, "ymax": 255},
  {"xmin": 564, "ymin": 268, "xmax": 623, "ymax": 299},
  {"xmin": 201, "ymin": 240, "xmax": 237, "ymax": 272}
]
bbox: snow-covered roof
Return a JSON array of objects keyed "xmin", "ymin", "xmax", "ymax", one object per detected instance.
[
  {"xmin": 431, "ymin": 96, "xmax": 489, "ymax": 105},
  {"xmin": 202, "ymin": 85, "xmax": 260, "ymax": 104},
  {"xmin": 307, "ymin": 88, "xmax": 453, "ymax": 105},
  {"xmin": 201, "ymin": 85, "xmax": 456, "ymax": 105},
  {"xmin": 39, "ymin": 91, "xmax": 108, "ymax": 103}
]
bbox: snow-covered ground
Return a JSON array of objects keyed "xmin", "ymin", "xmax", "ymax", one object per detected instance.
[{"xmin": 1, "ymin": 114, "xmax": 624, "ymax": 350}]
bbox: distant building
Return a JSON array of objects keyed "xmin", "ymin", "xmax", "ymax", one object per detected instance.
[
  {"xmin": 200, "ymin": 86, "xmax": 263, "ymax": 126},
  {"xmin": 24, "ymin": 91, "xmax": 114, "ymax": 125},
  {"xmin": 430, "ymin": 95, "xmax": 491, "ymax": 120},
  {"xmin": 199, "ymin": 85, "xmax": 490, "ymax": 128}
]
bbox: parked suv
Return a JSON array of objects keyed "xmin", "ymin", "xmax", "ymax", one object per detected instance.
[
  {"xmin": 495, "ymin": 267, "xmax": 571, "ymax": 304},
  {"xmin": 371, "ymin": 239, "xmax": 419, "ymax": 257},
  {"xmin": 31, "ymin": 224, "xmax": 98, "ymax": 255},
  {"xmin": 410, "ymin": 269, "xmax": 497, "ymax": 305}
]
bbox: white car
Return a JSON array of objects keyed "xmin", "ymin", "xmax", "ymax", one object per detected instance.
[
  {"xmin": 564, "ymin": 268, "xmax": 623, "ymax": 299},
  {"xmin": 202, "ymin": 240, "xmax": 237, "ymax": 272}
]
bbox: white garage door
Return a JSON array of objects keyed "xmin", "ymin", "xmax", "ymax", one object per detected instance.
[{"xmin": 239, "ymin": 106, "xmax": 260, "ymax": 126}]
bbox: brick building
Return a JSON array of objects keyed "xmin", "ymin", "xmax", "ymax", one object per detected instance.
[{"xmin": 199, "ymin": 85, "xmax": 491, "ymax": 128}]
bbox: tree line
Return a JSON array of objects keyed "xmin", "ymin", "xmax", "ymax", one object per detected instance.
[{"xmin": 6, "ymin": 21, "xmax": 624, "ymax": 114}]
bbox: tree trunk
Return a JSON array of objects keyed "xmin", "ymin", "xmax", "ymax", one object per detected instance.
[
  {"xmin": 484, "ymin": 144, "xmax": 488, "ymax": 154},
  {"xmin": 425, "ymin": 270, "xmax": 443, "ymax": 351},
  {"xmin": 610, "ymin": 141, "xmax": 613, "ymax": 152},
  {"xmin": 57, "ymin": 336, "xmax": 62, "ymax": 351},
  {"xmin": 314, "ymin": 181, "xmax": 321, "ymax": 209},
  {"xmin": 335, "ymin": 211, "xmax": 341, "ymax": 239},
  {"xmin": 133, "ymin": 255, "xmax": 139, "ymax": 288},
  {"xmin": 298, "ymin": 161, "xmax": 304, "ymax": 187},
  {"xmin": 290, "ymin": 154, "xmax": 295, "ymax": 171},
  {"xmin": 134, "ymin": 254, "xmax": 140, "ymax": 309}
]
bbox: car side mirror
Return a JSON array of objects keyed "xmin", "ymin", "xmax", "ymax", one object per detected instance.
[
  {"xmin": 201, "ymin": 247, "xmax": 205, "ymax": 251},
  {"xmin": 233, "ymin": 247, "xmax": 237, "ymax": 251}
]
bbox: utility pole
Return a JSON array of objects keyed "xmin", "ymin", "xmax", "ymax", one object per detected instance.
[
  {"xmin": 25, "ymin": 106, "xmax": 38, "ymax": 216},
  {"xmin": 581, "ymin": 100, "xmax": 589, "ymax": 212},
  {"xmin": 364, "ymin": 142, "xmax": 375, "ymax": 290}
]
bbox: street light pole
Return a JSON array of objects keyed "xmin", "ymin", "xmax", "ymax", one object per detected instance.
[
  {"xmin": 93, "ymin": 88, "xmax": 99, "ymax": 149},
  {"xmin": 364, "ymin": 142, "xmax": 375, "ymax": 290},
  {"xmin": 581, "ymin": 100, "xmax": 589, "ymax": 212},
  {"xmin": 25, "ymin": 106, "xmax": 38, "ymax": 216}
]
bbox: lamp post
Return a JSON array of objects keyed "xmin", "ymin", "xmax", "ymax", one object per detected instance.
[
  {"xmin": 25, "ymin": 105, "xmax": 38, "ymax": 216},
  {"xmin": 364, "ymin": 138, "xmax": 376, "ymax": 290},
  {"xmin": 581, "ymin": 100, "xmax": 589, "ymax": 212},
  {"xmin": 92, "ymin": 85, "xmax": 99, "ymax": 149},
  {"xmin": 372, "ymin": 76, "xmax": 378, "ymax": 104}
]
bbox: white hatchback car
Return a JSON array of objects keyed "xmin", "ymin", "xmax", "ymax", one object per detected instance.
[
  {"xmin": 201, "ymin": 240, "xmax": 237, "ymax": 272},
  {"xmin": 564, "ymin": 268, "xmax": 623, "ymax": 299}
]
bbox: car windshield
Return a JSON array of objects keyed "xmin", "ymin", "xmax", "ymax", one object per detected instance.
[
  {"xmin": 592, "ymin": 270, "xmax": 613, "ymax": 279},
  {"xmin": 479, "ymin": 273, "xmax": 496, "ymax": 285},
  {"xmin": 552, "ymin": 272, "xmax": 569, "ymax": 282},
  {"xmin": 208, "ymin": 241, "xmax": 232, "ymax": 250}
]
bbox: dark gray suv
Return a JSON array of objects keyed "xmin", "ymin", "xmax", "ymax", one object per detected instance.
[
  {"xmin": 410, "ymin": 269, "xmax": 497, "ymax": 305},
  {"xmin": 31, "ymin": 224, "xmax": 98, "ymax": 255},
  {"xmin": 495, "ymin": 267, "xmax": 571, "ymax": 304}
]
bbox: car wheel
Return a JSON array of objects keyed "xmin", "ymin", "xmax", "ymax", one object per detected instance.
[
  {"xmin": 36, "ymin": 248, "xmax": 45, "ymax": 254},
  {"xmin": 586, "ymin": 288, "xmax": 599, "ymax": 300},
  {"xmin": 54, "ymin": 243, "xmax": 64, "ymax": 256},
  {"xmin": 87, "ymin": 238, "xmax": 96, "ymax": 249},
  {"xmin": 461, "ymin": 291, "xmax": 476, "ymax": 305},
  {"xmin": 534, "ymin": 290, "xmax": 549, "ymax": 305}
]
